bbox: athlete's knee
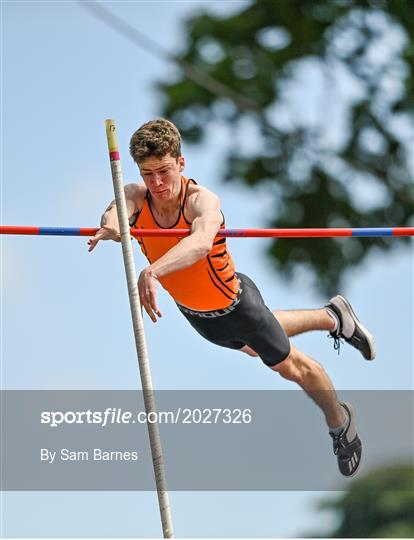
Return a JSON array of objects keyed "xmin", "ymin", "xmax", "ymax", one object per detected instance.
[
  {"xmin": 261, "ymin": 339, "xmax": 291, "ymax": 370},
  {"xmin": 271, "ymin": 345, "xmax": 310, "ymax": 384},
  {"xmin": 271, "ymin": 347, "xmax": 296, "ymax": 380},
  {"xmin": 247, "ymin": 332, "xmax": 290, "ymax": 367}
]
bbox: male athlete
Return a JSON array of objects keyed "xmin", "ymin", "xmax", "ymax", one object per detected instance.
[{"xmin": 88, "ymin": 118, "xmax": 376, "ymax": 477}]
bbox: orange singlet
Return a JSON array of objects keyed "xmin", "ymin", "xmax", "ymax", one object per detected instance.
[{"xmin": 133, "ymin": 176, "xmax": 240, "ymax": 311}]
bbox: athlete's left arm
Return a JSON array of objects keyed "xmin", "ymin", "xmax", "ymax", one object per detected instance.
[{"xmin": 138, "ymin": 188, "xmax": 222, "ymax": 322}]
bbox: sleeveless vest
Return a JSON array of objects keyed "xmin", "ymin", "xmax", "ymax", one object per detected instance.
[{"xmin": 133, "ymin": 176, "xmax": 239, "ymax": 311}]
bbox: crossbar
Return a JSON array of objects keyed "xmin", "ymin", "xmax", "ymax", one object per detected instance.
[{"xmin": 1, "ymin": 226, "xmax": 414, "ymax": 238}]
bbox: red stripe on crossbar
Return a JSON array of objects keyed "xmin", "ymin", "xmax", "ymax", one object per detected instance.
[
  {"xmin": 0, "ymin": 226, "xmax": 40, "ymax": 235},
  {"xmin": 392, "ymin": 227, "xmax": 414, "ymax": 236}
]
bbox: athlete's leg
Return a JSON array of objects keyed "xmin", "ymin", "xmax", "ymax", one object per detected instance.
[
  {"xmin": 272, "ymin": 344, "xmax": 363, "ymax": 476},
  {"xmin": 272, "ymin": 298, "xmax": 376, "ymax": 361},
  {"xmin": 272, "ymin": 308, "xmax": 334, "ymax": 338},
  {"xmin": 271, "ymin": 344, "xmax": 346, "ymax": 429},
  {"xmin": 240, "ymin": 308, "xmax": 333, "ymax": 356}
]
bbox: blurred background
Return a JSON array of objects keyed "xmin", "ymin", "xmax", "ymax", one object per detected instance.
[{"xmin": 1, "ymin": 0, "xmax": 413, "ymax": 537}]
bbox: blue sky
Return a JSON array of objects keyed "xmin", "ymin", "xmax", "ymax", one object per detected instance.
[{"xmin": 1, "ymin": 1, "xmax": 413, "ymax": 538}]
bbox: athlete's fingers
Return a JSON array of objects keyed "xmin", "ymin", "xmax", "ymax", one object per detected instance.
[
  {"xmin": 145, "ymin": 306, "xmax": 157, "ymax": 323},
  {"xmin": 88, "ymin": 227, "xmax": 120, "ymax": 252},
  {"xmin": 87, "ymin": 238, "xmax": 99, "ymax": 252},
  {"xmin": 138, "ymin": 283, "xmax": 156, "ymax": 322},
  {"xmin": 87, "ymin": 229, "xmax": 106, "ymax": 252},
  {"xmin": 138, "ymin": 291, "xmax": 152, "ymax": 320},
  {"xmin": 143, "ymin": 299, "xmax": 157, "ymax": 323},
  {"xmin": 147, "ymin": 289, "xmax": 162, "ymax": 318},
  {"xmin": 145, "ymin": 289, "xmax": 162, "ymax": 322},
  {"xmin": 137, "ymin": 268, "xmax": 160, "ymax": 322},
  {"xmin": 138, "ymin": 286, "xmax": 147, "ymax": 312}
]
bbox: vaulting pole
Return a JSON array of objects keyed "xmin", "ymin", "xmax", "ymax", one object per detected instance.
[
  {"xmin": 1, "ymin": 226, "xmax": 414, "ymax": 238},
  {"xmin": 105, "ymin": 119, "xmax": 174, "ymax": 538}
]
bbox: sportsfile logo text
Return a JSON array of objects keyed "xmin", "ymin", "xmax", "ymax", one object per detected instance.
[{"xmin": 41, "ymin": 407, "xmax": 253, "ymax": 427}]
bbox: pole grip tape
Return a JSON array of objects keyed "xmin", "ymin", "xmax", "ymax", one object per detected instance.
[{"xmin": 105, "ymin": 119, "xmax": 120, "ymax": 161}]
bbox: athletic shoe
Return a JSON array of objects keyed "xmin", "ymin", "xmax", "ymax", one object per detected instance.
[
  {"xmin": 325, "ymin": 294, "xmax": 376, "ymax": 360},
  {"xmin": 330, "ymin": 402, "xmax": 362, "ymax": 477}
]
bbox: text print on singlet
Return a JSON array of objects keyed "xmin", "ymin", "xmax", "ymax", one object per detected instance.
[{"xmin": 133, "ymin": 176, "xmax": 240, "ymax": 311}]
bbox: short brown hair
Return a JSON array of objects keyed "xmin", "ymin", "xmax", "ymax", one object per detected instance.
[{"xmin": 129, "ymin": 118, "xmax": 182, "ymax": 163}]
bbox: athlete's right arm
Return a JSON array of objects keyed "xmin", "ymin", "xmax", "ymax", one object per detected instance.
[{"xmin": 88, "ymin": 183, "xmax": 144, "ymax": 252}]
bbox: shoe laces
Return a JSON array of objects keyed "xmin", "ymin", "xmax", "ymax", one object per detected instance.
[
  {"xmin": 328, "ymin": 333, "xmax": 344, "ymax": 355},
  {"xmin": 330, "ymin": 430, "xmax": 346, "ymax": 455}
]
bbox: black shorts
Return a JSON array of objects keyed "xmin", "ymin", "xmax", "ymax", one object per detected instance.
[{"xmin": 177, "ymin": 273, "xmax": 290, "ymax": 367}]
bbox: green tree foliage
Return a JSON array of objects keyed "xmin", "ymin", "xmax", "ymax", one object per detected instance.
[
  {"xmin": 158, "ymin": 0, "xmax": 414, "ymax": 294},
  {"xmin": 308, "ymin": 464, "xmax": 414, "ymax": 538}
]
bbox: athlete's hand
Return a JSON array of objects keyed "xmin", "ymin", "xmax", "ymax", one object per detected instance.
[
  {"xmin": 88, "ymin": 226, "xmax": 121, "ymax": 252},
  {"xmin": 138, "ymin": 268, "xmax": 162, "ymax": 323}
]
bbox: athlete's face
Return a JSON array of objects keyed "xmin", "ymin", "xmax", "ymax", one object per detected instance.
[{"xmin": 138, "ymin": 153, "xmax": 184, "ymax": 202}]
